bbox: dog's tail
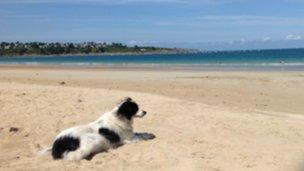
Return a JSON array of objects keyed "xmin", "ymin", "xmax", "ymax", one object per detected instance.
[{"xmin": 39, "ymin": 147, "xmax": 52, "ymax": 156}]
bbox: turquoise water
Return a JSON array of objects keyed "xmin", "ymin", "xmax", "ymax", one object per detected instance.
[{"xmin": 1, "ymin": 48, "xmax": 304, "ymax": 71}]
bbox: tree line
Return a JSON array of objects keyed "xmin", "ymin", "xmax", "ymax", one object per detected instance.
[{"xmin": 0, "ymin": 42, "xmax": 172, "ymax": 56}]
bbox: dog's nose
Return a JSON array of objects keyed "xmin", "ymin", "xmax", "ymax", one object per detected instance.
[{"xmin": 143, "ymin": 111, "xmax": 147, "ymax": 114}]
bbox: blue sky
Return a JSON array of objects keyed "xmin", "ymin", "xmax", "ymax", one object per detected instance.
[{"xmin": 1, "ymin": 0, "xmax": 304, "ymax": 50}]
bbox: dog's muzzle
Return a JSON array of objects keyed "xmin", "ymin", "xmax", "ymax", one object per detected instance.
[{"xmin": 135, "ymin": 110, "xmax": 147, "ymax": 118}]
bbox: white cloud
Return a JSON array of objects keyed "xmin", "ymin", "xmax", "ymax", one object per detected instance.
[
  {"xmin": 155, "ymin": 15, "xmax": 304, "ymax": 27},
  {"xmin": 198, "ymin": 15, "xmax": 267, "ymax": 21},
  {"xmin": 285, "ymin": 34, "xmax": 302, "ymax": 40},
  {"xmin": 263, "ymin": 37, "xmax": 271, "ymax": 41}
]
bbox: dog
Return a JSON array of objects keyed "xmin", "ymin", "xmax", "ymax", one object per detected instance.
[{"xmin": 43, "ymin": 97, "xmax": 154, "ymax": 161}]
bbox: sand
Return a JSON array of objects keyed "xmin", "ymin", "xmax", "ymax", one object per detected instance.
[{"xmin": 0, "ymin": 66, "xmax": 304, "ymax": 171}]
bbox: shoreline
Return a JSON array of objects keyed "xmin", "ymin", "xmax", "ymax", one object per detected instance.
[{"xmin": 0, "ymin": 63, "xmax": 304, "ymax": 72}]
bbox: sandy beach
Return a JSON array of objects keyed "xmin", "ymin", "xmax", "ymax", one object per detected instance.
[{"xmin": 1, "ymin": 66, "xmax": 304, "ymax": 171}]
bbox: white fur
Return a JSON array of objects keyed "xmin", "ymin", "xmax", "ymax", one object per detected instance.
[{"xmin": 47, "ymin": 98, "xmax": 147, "ymax": 161}]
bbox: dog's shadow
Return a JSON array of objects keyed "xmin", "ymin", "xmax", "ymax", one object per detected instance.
[
  {"xmin": 132, "ymin": 132, "xmax": 156, "ymax": 141},
  {"xmin": 85, "ymin": 132, "xmax": 156, "ymax": 160}
]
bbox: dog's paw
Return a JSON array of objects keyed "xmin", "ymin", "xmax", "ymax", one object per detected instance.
[
  {"xmin": 66, "ymin": 151, "xmax": 83, "ymax": 162},
  {"xmin": 124, "ymin": 140, "xmax": 133, "ymax": 144}
]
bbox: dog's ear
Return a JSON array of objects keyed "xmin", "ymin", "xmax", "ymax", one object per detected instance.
[
  {"xmin": 118, "ymin": 97, "xmax": 132, "ymax": 105},
  {"xmin": 117, "ymin": 101, "xmax": 138, "ymax": 120},
  {"xmin": 123, "ymin": 97, "xmax": 132, "ymax": 102}
]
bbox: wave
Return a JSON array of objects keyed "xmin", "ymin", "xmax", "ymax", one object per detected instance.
[
  {"xmin": 1, "ymin": 61, "xmax": 304, "ymax": 66},
  {"xmin": 1, "ymin": 61, "xmax": 304, "ymax": 71}
]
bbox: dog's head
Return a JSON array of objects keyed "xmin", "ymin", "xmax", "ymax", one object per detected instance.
[{"xmin": 116, "ymin": 97, "xmax": 147, "ymax": 120}]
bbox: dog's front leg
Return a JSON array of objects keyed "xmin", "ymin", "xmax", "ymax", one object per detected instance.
[{"xmin": 123, "ymin": 139, "xmax": 133, "ymax": 144}]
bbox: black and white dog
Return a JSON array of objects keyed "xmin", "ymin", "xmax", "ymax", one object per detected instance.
[{"xmin": 44, "ymin": 97, "xmax": 154, "ymax": 161}]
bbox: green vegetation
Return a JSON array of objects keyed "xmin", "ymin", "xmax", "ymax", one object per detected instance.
[{"xmin": 0, "ymin": 42, "xmax": 191, "ymax": 56}]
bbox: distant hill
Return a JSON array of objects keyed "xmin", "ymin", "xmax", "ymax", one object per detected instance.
[{"xmin": 0, "ymin": 42, "xmax": 200, "ymax": 57}]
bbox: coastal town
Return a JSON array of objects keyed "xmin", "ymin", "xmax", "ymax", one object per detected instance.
[{"xmin": 0, "ymin": 42, "xmax": 198, "ymax": 56}]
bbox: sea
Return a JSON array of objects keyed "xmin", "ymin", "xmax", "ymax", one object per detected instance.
[{"xmin": 1, "ymin": 48, "xmax": 304, "ymax": 71}]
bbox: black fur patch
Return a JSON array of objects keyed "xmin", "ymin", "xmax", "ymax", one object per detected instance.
[
  {"xmin": 52, "ymin": 136, "xmax": 80, "ymax": 159},
  {"xmin": 99, "ymin": 128, "xmax": 120, "ymax": 143},
  {"xmin": 117, "ymin": 101, "xmax": 139, "ymax": 120}
]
